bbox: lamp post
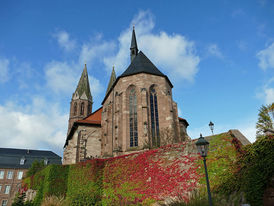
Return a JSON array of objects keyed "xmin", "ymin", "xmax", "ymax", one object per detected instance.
[
  {"xmin": 196, "ymin": 134, "xmax": 213, "ymax": 206},
  {"xmin": 209, "ymin": 121, "xmax": 214, "ymax": 135}
]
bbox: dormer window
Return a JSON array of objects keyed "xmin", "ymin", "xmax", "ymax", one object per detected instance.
[
  {"xmin": 20, "ymin": 157, "xmax": 25, "ymax": 165},
  {"xmin": 44, "ymin": 158, "xmax": 48, "ymax": 165}
]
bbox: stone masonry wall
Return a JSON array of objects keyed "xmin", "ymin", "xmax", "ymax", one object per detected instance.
[{"xmin": 101, "ymin": 73, "xmax": 181, "ymax": 156}]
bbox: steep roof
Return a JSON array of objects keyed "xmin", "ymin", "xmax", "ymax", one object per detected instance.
[
  {"xmin": 102, "ymin": 51, "xmax": 173, "ymax": 104},
  {"xmin": 106, "ymin": 67, "xmax": 116, "ymax": 95},
  {"xmin": 74, "ymin": 64, "xmax": 92, "ymax": 101},
  {"xmin": 120, "ymin": 51, "xmax": 166, "ymax": 78},
  {"xmin": 0, "ymin": 148, "xmax": 61, "ymax": 169},
  {"xmin": 64, "ymin": 107, "xmax": 102, "ymax": 147},
  {"xmin": 130, "ymin": 26, "xmax": 138, "ymax": 50}
]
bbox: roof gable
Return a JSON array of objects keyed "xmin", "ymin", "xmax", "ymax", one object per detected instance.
[{"xmin": 120, "ymin": 51, "xmax": 165, "ymax": 77}]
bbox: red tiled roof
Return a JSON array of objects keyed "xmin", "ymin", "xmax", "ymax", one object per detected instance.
[{"xmin": 76, "ymin": 107, "xmax": 102, "ymax": 125}]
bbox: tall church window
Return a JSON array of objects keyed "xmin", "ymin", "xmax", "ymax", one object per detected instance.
[
  {"xmin": 129, "ymin": 87, "xmax": 138, "ymax": 147},
  {"xmin": 74, "ymin": 103, "xmax": 77, "ymax": 116},
  {"xmin": 80, "ymin": 102, "xmax": 84, "ymax": 115},
  {"xmin": 150, "ymin": 85, "xmax": 160, "ymax": 147}
]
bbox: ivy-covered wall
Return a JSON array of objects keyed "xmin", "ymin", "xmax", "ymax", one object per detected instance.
[{"xmin": 23, "ymin": 131, "xmax": 272, "ymax": 205}]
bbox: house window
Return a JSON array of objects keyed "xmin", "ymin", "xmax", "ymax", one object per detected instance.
[
  {"xmin": 150, "ymin": 86, "xmax": 160, "ymax": 147},
  {"xmin": 129, "ymin": 87, "xmax": 138, "ymax": 147},
  {"xmin": 80, "ymin": 102, "xmax": 84, "ymax": 115},
  {"xmin": 4, "ymin": 185, "xmax": 10, "ymax": 194},
  {"xmin": 0, "ymin": 171, "xmax": 4, "ymax": 179},
  {"xmin": 73, "ymin": 102, "xmax": 77, "ymax": 116},
  {"xmin": 44, "ymin": 158, "xmax": 48, "ymax": 165},
  {"xmin": 0, "ymin": 185, "xmax": 2, "ymax": 192},
  {"xmin": 7, "ymin": 171, "xmax": 13, "ymax": 179},
  {"xmin": 1, "ymin": 200, "xmax": 8, "ymax": 206},
  {"xmin": 17, "ymin": 171, "xmax": 23, "ymax": 180},
  {"xmin": 20, "ymin": 157, "xmax": 25, "ymax": 165}
]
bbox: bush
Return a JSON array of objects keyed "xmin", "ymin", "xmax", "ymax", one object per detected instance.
[
  {"xmin": 216, "ymin": 135, "xmax": 274, "ymax": 206},
  {"xmin": 26, "ymin": 161, "xmax": 46, "ymax": 177}
]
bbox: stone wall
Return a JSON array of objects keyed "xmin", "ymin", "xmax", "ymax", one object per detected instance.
[
  {"xmin": 63, "ymin": 125, "xmax": 101, "ymax": 164},
  {"xmin": 101, "ymin": 73, "xmax": 182, "ymax": 157}
]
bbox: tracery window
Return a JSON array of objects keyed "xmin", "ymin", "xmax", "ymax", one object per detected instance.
[
  {"xmin": 74, "ymin": 102, "xmax": 77, "ymax": 116},
  {"xmin": 150, "ymin": 85, "xmax": 160, "ymax": 147},
  {"xmin": 129, "ymin": 87, "xmax": 138, "ymax": 147},
  {"xmin": 80, "ymin": 102, "xmax": 84, "ymax": 115}
]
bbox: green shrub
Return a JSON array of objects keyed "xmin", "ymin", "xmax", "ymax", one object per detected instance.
[
  {"xmin": 216, "ymin": 135, "xmax": 274, "ymax": 206},
  {"xmin": 26, "ymin": 161, "xmax": 46, "ymax": 177}
]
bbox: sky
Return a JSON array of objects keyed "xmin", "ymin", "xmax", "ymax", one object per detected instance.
[{"xmin": 0, "ymin": 0, "xmax": 273, "ymax": 157}]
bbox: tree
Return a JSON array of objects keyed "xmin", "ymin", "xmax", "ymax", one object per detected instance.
[
  {"xmin": 26, "ymin": 160, "xmax": 46, "ymax": 177},
  {"xmin": 256, "ymin": 103, "xmax": 274, "ymax": 139}
]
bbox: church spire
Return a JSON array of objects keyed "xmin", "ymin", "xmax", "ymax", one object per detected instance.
[
  {"xmin": 106, "ymin": 66, "xmax": 116, "ymax": 95},
  {"xmin": 130, "ymin": 26, "xmax": 138, "ymax": 62},
  {"xmin": 74, "ymin": 64, "xmax": 92, "ymax": 102}
]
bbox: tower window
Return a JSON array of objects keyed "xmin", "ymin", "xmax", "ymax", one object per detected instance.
[
  {"xmin": 74, "ymin": 102, "xmax": 77, "ymax": 116},
  {"xmin": 150, "ymin": 85, "xmax": 160, "ymax": 147},
  {"xmin": 129, "ymin": 87, "xmax": 138, "ymax": 147},
  {"xmin": 80, "ymin": 102, "xmax": 84, "ymax": 115}
]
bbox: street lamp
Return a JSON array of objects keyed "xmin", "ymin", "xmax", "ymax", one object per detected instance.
[
  {"xmin": 196, "ymin": 134, "xmax": 213, "ymax": 206},
  {"xmin": 209, "ymin": 121, "xmax": 214, "ymax": 135}
]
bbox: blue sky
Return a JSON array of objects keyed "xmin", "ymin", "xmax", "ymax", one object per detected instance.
[{"xmin": 0, "ymin": 0, "xmax": 273, "ymax": 156}]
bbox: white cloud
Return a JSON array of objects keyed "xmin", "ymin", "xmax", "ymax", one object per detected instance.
[
  {"xmin": 0, "ymin": 98, "xmax": 68, "ymax": 156},
  {"xmin": 257, "ymin": 42, "xmax": 274, "ymax": 70},
  {"xmin": 264, "ymin": 88, "xmax": 274, "ymax": 104},
  {"xmin": 45, "ymin": 61, "xmax": 78, "ymax": 94},
  {"xmin": 0, "ymin": 57, "xmax": 9, "ymax": 83},
  {"xmin": 256, "ymin": 78, "xmax": 274, "ymax": 104},
  {"xmin": 44, "ymin": 60, "xmax": 104, "ymax": 100},
  {"xmin": 207, "ymin": 44, "xmax": 223, "ymax": 58},
  {"xmin": 53, "ymin": 30, "xmax": 76, "ymax": 52},
  {"xmin": 104, "ymin": 10, "xmax": 200, "ymax": 81},
  {"xmin": 79, "ymin": 40, "xmax": 116, "ymax": 67}
]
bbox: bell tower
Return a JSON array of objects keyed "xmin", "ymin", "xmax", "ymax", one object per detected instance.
[{"xmin": 68, "ymin": 64, "xmax": 93, "ymax": 134}]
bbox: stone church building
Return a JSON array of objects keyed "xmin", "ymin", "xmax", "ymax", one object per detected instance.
[{"xmin": 63, "ymin": 28, "xmax": 190, "ymax": 164}]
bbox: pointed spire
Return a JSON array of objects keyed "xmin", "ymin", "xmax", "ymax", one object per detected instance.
[
  {"xmin": 130, "ymin": 26, "xmax": 138, "ymax": 62},
  {"xmin": 74, "ymin": 64, "xmax": 92, "ymax": 102},
  {"xmin": 106, "ymin": 66, "xmax": 117, "ymax": 95}
]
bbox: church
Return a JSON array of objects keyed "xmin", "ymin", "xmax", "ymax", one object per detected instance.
[{"xmin": 63, "ymin": 28, "xmax": 190, "ymax": 164}]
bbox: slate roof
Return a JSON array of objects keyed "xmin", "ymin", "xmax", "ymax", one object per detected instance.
[
  {"xmin": 0, "ymin": 148, "xmax": 61, "ymax": 169},
  {"xmin": 102, "ymin": 51, "xmax": 173, "ymax": 104},
  {"xmin": 120, "ymin": 51, "xmax": 166, "ymax": 78},
  {"xmin": 106, "ymin": 67, "xmax": 116, "ymax": 95},
  {"xmin": 74, "ymin": 64, "xmax": 92, "ymax": 101},
  {"xmin": 130, "ymin": 27, "xmax": 138, "ymax": 50}
]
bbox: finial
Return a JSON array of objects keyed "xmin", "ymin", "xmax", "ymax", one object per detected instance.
[{"xmin": 133, "ymin": 25, "xmax": 135, "ymax": 30}]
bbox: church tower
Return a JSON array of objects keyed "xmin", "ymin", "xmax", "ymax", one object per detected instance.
[
  {"xmin": 130, "ymin": 26, "xmax": 138, "ymax": 62},
  {"xmin": 68, "ymin": 64, "xmax": 93, "ymax": 133}
]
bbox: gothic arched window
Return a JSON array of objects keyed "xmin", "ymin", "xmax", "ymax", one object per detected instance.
[
  {"xmin": 80, "ymin": 102, "xmax": 84, "ymax": 115},
  {"xmin": 74, "ymin": 102, "xmax": 77, "ymax": 116},
  {"xmin": 129, "ymin": 87, "xmax": 138, "ymax": 147},
  {"xmin": 150, "ymin": 85, "xmax": 160, "ymax": 147}
]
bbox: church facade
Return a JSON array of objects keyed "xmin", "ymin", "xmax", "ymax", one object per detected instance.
[{"xmin": 63, "ymin": 28, "xmax": 189, "ymax": 164}]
